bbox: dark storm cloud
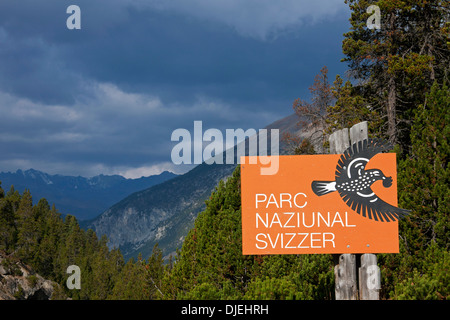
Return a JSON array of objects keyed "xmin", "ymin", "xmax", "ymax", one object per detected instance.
[{"xmin": 0, "ymin": 0, "xmax": 350, "ymax": 177}]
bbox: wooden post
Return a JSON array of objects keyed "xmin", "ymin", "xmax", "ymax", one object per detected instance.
[
  {"xmin": 359, "ymin": 254, "xmax": 380, "ymax": 300},
  {"xmin": 330, "ymin": 121, "xmax": 380, "ymax": 300},
  {"xmin": 334, "ymin": 254, "xmax": 358, "ymax": 300},
  {"xmin": 349, "ymin": 121, "xmax": 368, "ymax": 144},
  {"xmin": 329, "ymin": 128, "xmax": 349, "ymax": 154},
  {"xmin": 329, "ymin": 128, "xmax": 357, "ymax": 300},
  {"xmin": 349, "ymin": 122, "xmax": 380, "ymax": 300}
]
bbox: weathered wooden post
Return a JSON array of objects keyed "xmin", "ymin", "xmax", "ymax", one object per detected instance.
[
  {"xmin": 350, "ymin": 122, "xmax": 380, "ymax": 300},
  {"xmin": 330, "ymin": 121, "xmax": 380, "ymax": 300},
  {"xmin": 359, "ymin": 253, "xmax": 380, "ymax": 300},
  {"xmin": 334, "ymin": 253, "xmax": 358, "ymax": 300},
  {"xmin": 329, "ymin": 127, "xmax": 357, "ymax": 300}
]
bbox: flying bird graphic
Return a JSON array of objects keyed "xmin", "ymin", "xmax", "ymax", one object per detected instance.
[{"xmin": 311, "ymin": 138, "xmax": 409, "ymax": 222}]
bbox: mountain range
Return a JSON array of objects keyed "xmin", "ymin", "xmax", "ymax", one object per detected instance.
[
  {"xmin": 86, "ymin": 113, "xmax": 305, "ymax": 260},
  {"xmin": 0, "ymin": 169, "xmax": 177, "ymax": 221}
]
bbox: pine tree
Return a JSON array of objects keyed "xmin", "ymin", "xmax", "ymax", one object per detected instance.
[
  {"xmin": 16, "ymin": 190, "xmax": 41, "ymax": 262},
  {"xmin": 326, "ymin": 74, "xmax": 382, "ymax": 137},
  {"xmin": 398, "ymin": 82, "xmax": 449, "ymax": 250},
  {"xmin": 110, "ymin": 258, "xmax": 146, "ymax": 300},
  {"xmin": 342, "ymin": 0, "xmax": 449, "ymax": 147},
  {"xmin": 376, "ymin": 82, "xmax": 449, "ymax": 300},
  {"xmin": 145, "ymin": 244, "xmax": 165, "ymax": 299},
  {"xmin": 0, "ymin": 184, "xmax": 17, "ymax": 252},
  {"xmin": 34, "ymin": 200, "xmax": 62, "ymax": 278}
]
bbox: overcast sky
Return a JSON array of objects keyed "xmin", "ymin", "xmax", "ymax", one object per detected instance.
[{"xmin": 0, "ymin": 0, "xmax": 350, "ymax": 178}]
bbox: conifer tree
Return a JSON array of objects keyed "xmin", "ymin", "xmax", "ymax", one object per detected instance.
[
  {"xmin": 342, "ymin": 0, "xmax": 449, "ymax": 147},
  {"xmin": 326, "ymin": 74, "xmax": 382, "ymax": 137},
  {"xmin": 145, "ymin": 244, "xmax": 165, "ymax": 299},
  {"xmin": 110, "ymin": 258, "xmax": 147, "ymax": 300},
  {"xmin": 16, "ymin": 190, "xmax": 40, "ymax": 262},
  {"xmin": 0, "ymin": 184, "xmax": 17, "ymax": 252},
  {"xmin": 398, "ymin": 82, "xmax": 449, "ymax": 250}
]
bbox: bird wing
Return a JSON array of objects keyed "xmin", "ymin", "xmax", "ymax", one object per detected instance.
[
  {"xmin": 338, "ymin": 188, "xmax": 409, "ymax": 222},
  {"xmin": 335, "ymin": 138, "xmax": 392, "ymax": 181}
]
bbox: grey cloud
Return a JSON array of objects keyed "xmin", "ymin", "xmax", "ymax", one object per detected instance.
[
  {"xmin": 141, "ymin": 0, "xmax": 348, "ymax": 40},
  {"xmin": 0, "ymin": 0, "xmax": 350, "ymax": 177},
  {"xmin": 0, "ymin": 81, "xmax": 281, "ymax": 177}
]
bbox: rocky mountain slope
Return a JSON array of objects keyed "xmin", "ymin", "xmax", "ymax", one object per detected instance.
[{"xmin": 90, "ymin": 163, "xmax": 237, "ymax": 260}]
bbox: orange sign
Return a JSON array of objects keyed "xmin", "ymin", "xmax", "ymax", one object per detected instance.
[{"xmin": 241, "ymin": 153, "xmax": 401, "ymax": 255}]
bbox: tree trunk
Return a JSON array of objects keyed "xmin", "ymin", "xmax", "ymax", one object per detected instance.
[
  {"xmin": 386, "ymin": 11, "xmax": 398, "ymax": 145},
  {"xmin": 386, "ymin": 76, "xmax": 397, "ymax": 144}
]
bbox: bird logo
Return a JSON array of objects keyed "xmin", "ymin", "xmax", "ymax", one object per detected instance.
[{"xmin": 311, "ymin": 138, "xmax": 409, "ymax": 222}]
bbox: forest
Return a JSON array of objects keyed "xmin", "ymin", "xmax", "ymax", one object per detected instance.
[{"xmin": 0, "ymin": 0, "xmax": 448, "ymax": 300}]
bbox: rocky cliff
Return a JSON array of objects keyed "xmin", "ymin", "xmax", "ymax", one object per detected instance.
[{"xmin": 0, "ymin": 252, "xmax": 63, "ymax": 300}]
